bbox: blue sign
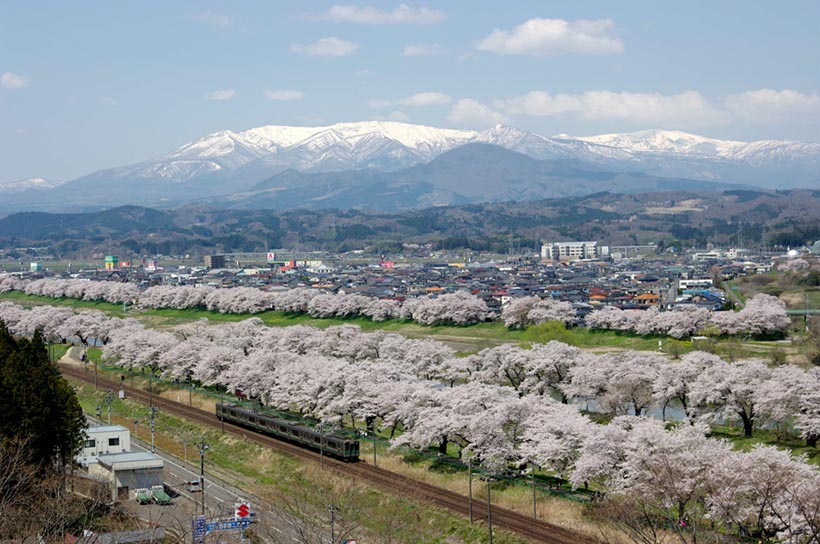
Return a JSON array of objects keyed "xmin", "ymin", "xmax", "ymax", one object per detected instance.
[
  {"xmin": 192, "ymin": 515, "xmax": 206, "ymax": 544},
  {"xmin": 205, "ymin": 519, "xmax": 251, "ymax": 532}
]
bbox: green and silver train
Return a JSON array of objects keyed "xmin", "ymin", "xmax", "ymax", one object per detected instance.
[{"xmin": 216, "ymin": 403, "xmax": 360, "ymax": 462}]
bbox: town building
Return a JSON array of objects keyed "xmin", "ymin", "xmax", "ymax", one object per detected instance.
[
  {"xmin": 541, "ymin": 241, "xmax": 606, "ymax": 261},
  {"xmin": 204, "ymin": 254, "xmax": 227, "ymax": 269}
]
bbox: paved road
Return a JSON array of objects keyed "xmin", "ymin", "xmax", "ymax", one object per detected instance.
[{"xmin": 722, "ymin": 282, "xmax": 745, "ymax": 309}]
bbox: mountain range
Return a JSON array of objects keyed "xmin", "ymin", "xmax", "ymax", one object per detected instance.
[
  {"xmin": 2, "ymin": 121, "xmax": 818, "ymax": 214},
  {"xmin": 0, "ymin": 189, "xmax": 816, "ymax": 257}
]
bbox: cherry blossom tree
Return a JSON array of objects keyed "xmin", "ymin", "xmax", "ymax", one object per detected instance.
[
  {"xmin": 522, "ymin": 341, "xmax": 590, "ymax": 402},
  {"xmin": 653, "ymin": 351, "xmax": 722, "ymax": 421},
  {"xmin": 690, "ymin": 359, "xmax": 772, "ymax": 437},
  {"xmin": 519, "ymin": 400, "xmax": 592, "ymax": 477},
  {"xmin": 710, "ymin": 294, "xmax": 791, "ymax": 337},
  {"xmin": 407, "ymin": 292, "xmax": 489, "ymax": 326},
  {"xmin": 501, "ymin": 296, "xmax": 575, "ymax": 329}
]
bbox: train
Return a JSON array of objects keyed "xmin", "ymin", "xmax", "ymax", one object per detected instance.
[{"xmin": 216, "ymin": 402, "xmax": 360, "ymax": 462}]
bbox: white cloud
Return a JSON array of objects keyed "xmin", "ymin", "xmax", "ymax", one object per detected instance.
[
  {"xmin": 725, "ymin": 89, "xmax": 820, "ymax": 124},
  {"xmin": 371, "ymin": 110, "xmax": 411, "ymax": 122},
  {"xmin": 387, "ymin": 110, "xmax": 410, "ymax": 122},
  {"xmin": 101, "ymin": 96, "xmax": 120, "ymax": 106},
  {"xmin": 496, "ymin": 90, "xmax": 727, "ymax": 126},
  {"xmin": 307, "ymin": 4, "xmax": 445, "ymax": 25},
  {"xmin": 475, "ymin": 18, "xmax": 623, "ymax": 56},
  {"xmin": 403, "ymin": 43, "xmax": 446, "ymax": 56},
  {"xmin": 446, "ymin": 99, "xmax": 505, "ymax": 127},
  {"xmin": 193, "ymin": 11, "xmax": 232, "ymax": 27},
  {"xmin": 370, "ymin": 91, "xmax": 452, "ymax": 108},
  {"xmin": 355, "ymin": 69, "xmax": 375, "ymax": 77},
  {"xmin": 290, "ymin": 37, "xmax": 359, "ymax": 57},
  {"xmin": 1, "ymin": 72, "xmax": 31, "ymax": 90},
  {"xmin": 204, "ymin": 89, "xmax": 237, "ymax": 100},
  {"xmin": 264, "ymin": 89, "xmax": 304, "ymax": 101}
]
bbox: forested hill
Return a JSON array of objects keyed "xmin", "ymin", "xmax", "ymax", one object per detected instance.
[{"xmin": 0, "ymin": 189, "xmax": 817, "ymax": 257}]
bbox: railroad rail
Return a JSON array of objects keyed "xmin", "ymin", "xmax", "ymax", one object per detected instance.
[{"xmin": 60, "ymin": 363, "xmax": 597, "ymax": 544}]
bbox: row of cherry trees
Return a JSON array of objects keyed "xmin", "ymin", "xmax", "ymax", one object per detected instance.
[
  {"xmin": 585, "ymin": 294, "xmax": 791, "ymax": 338},
  {"xmin": 1, "ymin": 275, "xmax": 793, "ymax": 336},
  {"xmin": 0, "ymin": 300, "xmax": 818, "ymax": 540},
  {"xmin": 1, "ymin": 276, "xmax": 490, "ymax": 326},
  {"xmin": 0, "ymin": 298, "xmax": 815, "ymax": 445}
]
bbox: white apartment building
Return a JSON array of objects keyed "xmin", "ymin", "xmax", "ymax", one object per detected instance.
[{"xmin": 541, "ymin": 241, "xmax": 604, "ymax": 261}]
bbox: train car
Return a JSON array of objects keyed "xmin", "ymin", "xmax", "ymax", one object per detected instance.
[{"xmin": 216, "ymin": 403, "xmax": 360, "ymax": 462}]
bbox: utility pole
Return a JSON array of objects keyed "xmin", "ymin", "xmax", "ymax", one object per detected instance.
[
  {"xmin": 372, "ymin": 429, "xmax": 377, "ymax": 467},
  {"xmin": 220, "ymin": 391, "xmax": 224, "ymax": 433},
  {"xmin": 104, "ymin": 389, "xmax": 114, "ymax": 424},
  {"xmin": 148, "ymin": 367, "xmax": 154, "ymax": 409},
  {"xmin": 487, "ymin": 477, "xmax": 493, "ymax": 544},
  {"xmin": 328, "ymin": 505, "xmax": 336, "ymax": 544},
  {"xmin": 320, "ymin": 425, "xmax": 325, "ymax": 469},
  {"xmin": 148, "ymin": 406, "xmax": 158, "ymax": 453},
  {"xmin": 197, "ymin": 437, "xmax": 208, "ymax": 516},
  {"xmin": 531, "ymin": 463, "xmax": 537, "ymax": 520},
  {"xmin": 468, "ymin": 460, "xmax": 473, "ymax": 524}
]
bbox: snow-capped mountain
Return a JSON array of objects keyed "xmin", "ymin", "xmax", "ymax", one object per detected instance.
[
  {"xmin": 0, "ymin": 177, "xmax": 62, "ymax": 193},
  {"xmin": 2, "ymin": 122, "xmax": 817, "ymax": 215},
  {"xmin": 58, "ymin": 121, "xmax": 820, "ymax": 188},
  {"xmin": 576, "ymin": 129, "xmax": 820, "ymax": 167},
  {"xmin": 106, "ymin": 121, "xmax": 477, "ymax": 184}
]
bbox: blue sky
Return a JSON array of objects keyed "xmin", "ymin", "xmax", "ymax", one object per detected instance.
[{"xmin": 1, "ymin": 1, "xmax": 818, "ymax": 182}]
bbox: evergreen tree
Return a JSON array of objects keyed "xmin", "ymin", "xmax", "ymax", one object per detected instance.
[{"xmin": 0, "ymin": 323, "xmax": 85, "ymax": 468}]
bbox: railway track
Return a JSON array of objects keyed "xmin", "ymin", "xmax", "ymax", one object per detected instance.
[{"xmin": 60, "ymin": 363, "xmax": 597, "ymax": 544}]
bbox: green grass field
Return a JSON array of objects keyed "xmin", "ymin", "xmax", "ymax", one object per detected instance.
[{"xmin": 1, "ymin": 290, "xmax": 706, "ymax": 353}]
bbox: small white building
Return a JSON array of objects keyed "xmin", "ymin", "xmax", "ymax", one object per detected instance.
[
  {"xmin": 82, "ymin": 425, "xmax": 131, "ymax": 457},
  {"xmin": 678, "ymin": 278, "xmax": 714, "ymax": 290},
  {"xmin": 89, "ymin": 452, "xmax": 165, "ymax": 501}
]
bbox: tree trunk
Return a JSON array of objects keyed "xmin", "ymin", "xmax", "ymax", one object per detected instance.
[
  {"xmin": 807, "ymin": 434, "xmax": 818, "ymax": 448},
  {"xmin": 739, "ymin": 412, "xmax": 754, "ymax": 437},
  {"xmin": 438, "ymin": 437, "xmax": 448, "ymax": 455}
]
